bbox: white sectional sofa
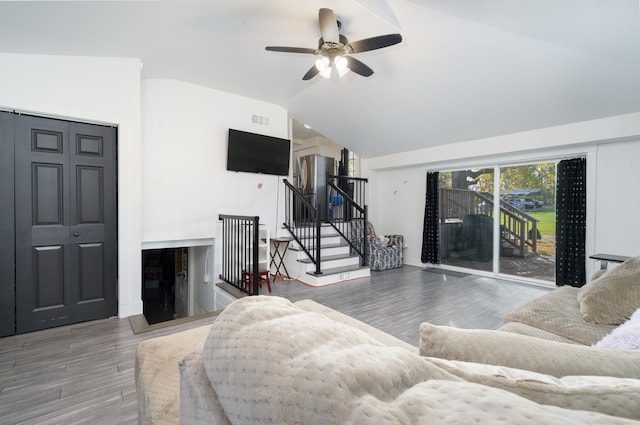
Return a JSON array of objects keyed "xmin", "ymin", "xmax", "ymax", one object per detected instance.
[{"xmin": 136, "ymin": 288, "xmax": 640, "ymax": 424}]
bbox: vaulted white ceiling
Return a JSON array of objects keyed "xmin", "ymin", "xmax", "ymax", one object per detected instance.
[{"xmin": 1, "ymin": 0, "xmax": 639, "ymax": 158}]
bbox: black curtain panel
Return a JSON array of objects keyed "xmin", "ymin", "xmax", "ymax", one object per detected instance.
[
  {"xmin": 555, "ymin": 157, "xmax": 587, "ymax": 287},
  {"xmin": 421, "ymin": 172, "xmax": 440, "ymax": 264}
]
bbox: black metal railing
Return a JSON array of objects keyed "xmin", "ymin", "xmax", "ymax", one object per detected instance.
[
  {"xmin": 283, "ymin": 179, "xmax": 322, "ymax": 275},
  {"xmin": 328, "ymin": 175, "xmax": 368, "ymax": 212},
  {"xmin": 326, "ymin": 178, "xmax": 369, "ymax": 265},
  {"xmin": 218, "ymin": 214, "xmax": 261, "ymax": 295}
]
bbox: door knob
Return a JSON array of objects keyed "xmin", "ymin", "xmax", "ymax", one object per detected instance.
[{"xmin": 73, "ymin": 232, "xmax": 80, "ymax": 237}]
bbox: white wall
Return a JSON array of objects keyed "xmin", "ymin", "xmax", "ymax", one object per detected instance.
[
  {"xmin": 141, "ymin": 79, "xmax": 289, "ymax": 243},
  {"xmin": 593, "ymin": 139, "xmax": 640, "ymax": 257},
  {"xmin": 367, "ymin": 165, "xmax": 430, "ymax": 266},
  {"xmin": 365, "ymin": 114, "xmax": 640, "ymax": 278},
  {"xmin": 141, "ymin": 79, "xmax": 289, "ymax": 313},
  {"xmin": 0, "ymin": 53, "xmax": 143, "ymax": 318}
]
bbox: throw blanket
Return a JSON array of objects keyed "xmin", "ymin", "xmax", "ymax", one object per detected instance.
[{"xmin": 202, "ymin": 296, "xmax": 638, "ymax": 425}]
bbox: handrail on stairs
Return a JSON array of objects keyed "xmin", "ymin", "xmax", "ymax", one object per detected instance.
[
  {"xmin": 326, "ymin": 178, "xmax": 369, "ymax": 265},
  {"xmin": 282, "ymin": 179, "xmax": 322, "ymax": 275},
  {"xmin": 281, "ymin": 175, "xmax": 371, "ymax": 273}
]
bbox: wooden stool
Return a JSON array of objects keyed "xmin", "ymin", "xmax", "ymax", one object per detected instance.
[{"xmin": 242, "ymin": 269, "xmax": 271, "ymax": 293}]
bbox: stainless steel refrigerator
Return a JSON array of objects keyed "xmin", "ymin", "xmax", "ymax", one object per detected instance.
[{"xmin": 298, "ymin": 154, "xmax": 335, "ymax": 221}]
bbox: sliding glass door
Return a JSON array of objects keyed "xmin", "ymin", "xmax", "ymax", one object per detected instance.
[
  {"xmin": 438, "ymin": 162, "xmax": 557, "ymax": 284},
  {"xmin": 439, "ymin": 168, "xmax": 495, "ymax": 274},
  {"xmin": 498, "ymin": 163, "xmax": 556, "ymax": 282}
]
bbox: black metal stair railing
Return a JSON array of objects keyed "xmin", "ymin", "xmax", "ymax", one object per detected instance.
[
  {"xmin": 326, "ymin": 175, "xmax": 369, "ymax": 266},
  {"xmin": 282, "ymin": 179, "xmax": 322, "ymax": 275},
  {"xmin": 218, "ymin": 214, "xmax": 261, "ymax": 295},
  {"xmin": 328, "ymin": 174, "xmax": 368, "ymax": 212}
]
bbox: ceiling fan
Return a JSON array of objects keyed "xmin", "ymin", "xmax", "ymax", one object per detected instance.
[{"xmin": 265, "ymin": 8, "xmax": 402, "ymax": 80}]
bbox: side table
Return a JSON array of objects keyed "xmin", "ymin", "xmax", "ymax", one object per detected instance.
[
  {"xmin": 589, "ymin": 253, "xmax": 630, "ymax": 270},
  {"xmin": 270, "ymin": 237, "xmax": 292, "ymax": 281}
]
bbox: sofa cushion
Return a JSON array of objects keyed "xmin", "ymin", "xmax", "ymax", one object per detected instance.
[
  {"xmin": 424, "ymin": 357, "xmax": 640, "ymax": 420},
  {"xmin": 179, "ymin": 352, "xmax": 231, "ymax": 425},
  {"xmin": 135, "ymin": 324, "xmax": 212, "ymax": 425},
  {"xmin": 593, "ymin": 308, "xmax": 640, "ymax": 350},
  {"xmin": 419, "ymin": 323, "xmax": 640, "ymax": 379},
  {"xmin": 349, "ymin": 379, "xmax": 640, "ymax": 425},
  {"xmin": 498, "ymin": 322, "xmax": 583, "ymax": 344},
  {"xmin": 202, "ymin": 296, "xmax": 637, "ymax": 425},
  {"xmin": 577, "ymin": 256, "xmax": 640, "ymax": 325},
  {"xmin": 504, "ymin": 285, "xmax": 615, "ymax": 345}
]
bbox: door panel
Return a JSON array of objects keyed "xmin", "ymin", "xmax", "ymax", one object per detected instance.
[
  {"xmin": 33, "ymin": 245, "xmax": 65, "ymax": 309},
  {"xmin": 77, "ymin": 243, "xmax": 104, "ymax": 302},
  {"xmin": 33, "ymin": 163, "xmax": 64, "ymax": 225},
  {"xmin": 15, "ymin": 116, "xmax": 71, "ymax": 333},
  {"xmin": 14, "ymin": 115, "xmax": 117, "ymax": 333},
  {"xmin": 68, "ymin": 121, "xmax": 117, "ymax": 322},
  {"xmin": 0, "ymin": 112, "xmax": 15, "ymax": 337}
]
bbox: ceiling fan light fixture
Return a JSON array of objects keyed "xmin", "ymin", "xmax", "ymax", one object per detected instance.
[
  {"xmin": 265, "ymin": 8, "xmax": 402, "ymax": 80},
  {"xmin": 315, "ymin": 57, "xmax": 330, "ymax": 72},
  {"xmin": 334, "ymin": 56, "xmax": 349, "ymax": 77},
  {"xmin": 319, "ymin": 67, "xmax": 332, "ymax": 79},
  {"xmin": 315, "ymin": 57, "xmax": 332, "ymax": 79}
]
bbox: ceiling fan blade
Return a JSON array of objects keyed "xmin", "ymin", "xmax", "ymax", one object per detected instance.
[
  {"xmin": 265, "ymin": 46, "xmax": 316, "ymax": 54},
  {"xmin": 348, "ymin": 34, "xmax": 403, "ymax": 53},
  {"xmin": 345, "ymin": 56, "xmax": 374, "ymax": 77},
  {"xmin": 318, "ymin": 8, "xmax": 339, "ymax": 43},
  {"xmin": 302, "ymin": 65, "xmax": 320, "ymax": 80}
]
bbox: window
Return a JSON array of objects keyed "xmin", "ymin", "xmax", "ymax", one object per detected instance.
[
  {"xmin": 348, "ymin": 151, "xmax": 359, "ymax": 177},
  {"xmin": 438, "ymin": 162, "xmax": 557, "ymax": 283}
]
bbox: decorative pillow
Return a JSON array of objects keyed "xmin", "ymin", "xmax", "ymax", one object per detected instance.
[
  {"xmin": 424, "ymin": 357, "xmax": 640, "ymax": 420},
  {"xmin": 577, "ymin": 255, "xmax": 640, "ymax": 324},
  {"xmin": 377, "ymin": 235, "xmax": 389, "ymax": 248},
  {"xmin": 419, "ymin": 323, "xmax": 640, "ymax": 379},
  {"xmin": 594, "ymin": 308, "xmax": 640, "ymax": 350}
]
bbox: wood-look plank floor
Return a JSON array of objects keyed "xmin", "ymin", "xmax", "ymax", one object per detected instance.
[
  {"xmin": 0, "ymin": 265, "xmax": 551, "ymax": 424},
  {"xmin": 268, "ymin": 265, "xmax": 551, "ymax": 346}
]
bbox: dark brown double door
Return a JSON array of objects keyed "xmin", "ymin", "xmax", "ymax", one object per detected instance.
[{"xmin": 0, "ymin": 112, "xmax": 117, "ymax": 336}]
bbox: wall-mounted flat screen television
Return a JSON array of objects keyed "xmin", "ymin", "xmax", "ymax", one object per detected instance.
[{"xmin": 227, "ymin": 128, "xmax": 291, "ymax": 176}]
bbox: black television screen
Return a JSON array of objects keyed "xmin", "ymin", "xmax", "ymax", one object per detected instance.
[{"xmin": 227, "ymin": 129, "xmax": 291, "ymax": 176}]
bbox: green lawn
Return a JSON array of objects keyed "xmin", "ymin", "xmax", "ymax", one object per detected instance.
[
  {"xmin": 527, "ymin": 208, "xmax": 556, "ymax": 256},
  {"xmin": 528, "ymin": 209, "xmax": 555, "ymax": 237}
]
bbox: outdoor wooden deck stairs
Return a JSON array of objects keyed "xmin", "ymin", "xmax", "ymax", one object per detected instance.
[{"xmin": 280, "ymin": 223, "xmax": 370, "ymax": 286}]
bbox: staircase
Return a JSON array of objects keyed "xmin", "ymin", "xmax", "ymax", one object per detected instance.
[{"xmin": 282, "ymin": 223, "xmax": 370, "ymax": 286}]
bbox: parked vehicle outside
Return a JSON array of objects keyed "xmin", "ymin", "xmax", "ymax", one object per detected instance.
[
  {"xmin": 526, "ymin": 198, "xmax": 544, "ymax": 208},
  {"xmin": 503, "ymin": 196, "xmax": 535, "ymax": 210}
]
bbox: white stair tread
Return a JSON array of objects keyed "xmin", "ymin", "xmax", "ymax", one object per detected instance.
[
  {"xmin": 299, "ymin": 253, "xmax": 359, "ymax": 264},
  {"xmin": 289, "ymin": 241, "xmax": 349, "ymax": 251},
  {"xmin": 306, "ymin": 265, "xmax": 369, "ymax": 278}
]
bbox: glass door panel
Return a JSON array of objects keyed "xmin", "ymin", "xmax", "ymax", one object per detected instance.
[
  {"xmin": 439, "ymin": 168, "xmax": 495, "ymax": 273},
  {"xmin": 498, "ymin": 163, "xmax": 556, "ymax": 282}
]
